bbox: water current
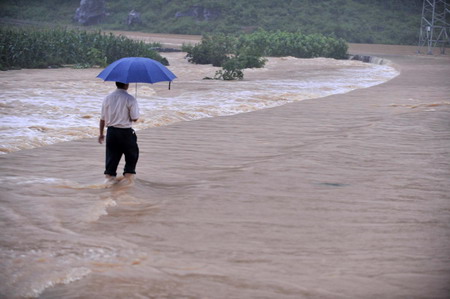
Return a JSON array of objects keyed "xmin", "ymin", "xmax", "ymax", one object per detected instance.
[
  {"xmin": 0, "ymin": 53, "xmax": 398, "ymax": 154},
  {"xmin": 0, "ymin": 52, "xmax": 406, "ymax": 298}
]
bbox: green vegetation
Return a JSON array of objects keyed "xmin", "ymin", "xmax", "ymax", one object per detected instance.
[
  {"xmin": 183, "ymin": 31, "xmax": 347, "ymax": 80},
  {"xmin": 182, "ymin": 33, "xmax": 264, "ymax": 80},
  {"xmin": 236, "ymin": 30, "xmax": 348, "ymax": 59},
  {"xmin": 0, "ymin": 27, "xmax": 165, "ymax": 70},
  {"xmin": 0, "ymin": 0, "xmax": 423, "ymax": 45},
  {"xmin": 183, "ymin": 34, "xmax": 236, "ymax": 67}
]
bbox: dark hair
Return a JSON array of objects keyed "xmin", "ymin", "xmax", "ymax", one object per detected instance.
[{"xmin": 115, "ymin": 82, "xmax": 128, "ymax": 89}]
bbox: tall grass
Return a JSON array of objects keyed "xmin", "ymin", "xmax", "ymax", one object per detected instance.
[{"xmin": 0, "ymin": 27, "xmax": 165, "ymax": 70}]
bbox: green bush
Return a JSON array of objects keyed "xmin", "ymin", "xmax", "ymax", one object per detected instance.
[
  {"xmin": 183, "ymin": 33, "xmax": 236, "ymax": 66},
  {"xmin": 213, "ymin": 68, "xmax": 243, "ymax": 80},
  {"xmin": 216, "ymin": 57, "xmax": 244, "ymax": 80},
  {"xmin": 232, "ymin": 54, "xmax": 267, "ymax": 69},
  {"xmin": 186, "ymin": 30, "xmax": 348, "ymax": 80},
  {"xmin": 0, "ymin": 27, "xmax": 166, "ymax": 70},
  {"xmin": 237, "ymin": 30, "xmax": 348, "ymax": 59},
  {"xmin": 186, "ymin": 31, "xmax": 348, "ymax": 66}
]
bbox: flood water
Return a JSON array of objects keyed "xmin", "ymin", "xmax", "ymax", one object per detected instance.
[
  {"xmin": 0, "ymin": 53, "xmax": 397, "ymax": 154},
  {"xmin": 5, "ymin": 51, "xmax": 445, "ymax": 299}
]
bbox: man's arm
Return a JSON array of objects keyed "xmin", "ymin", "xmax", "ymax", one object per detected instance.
[
  {"xmin": 129, "ymin": 97, "xmax": 140, "ymax": 123},
  {"xmin": 98, "ymin": 119, "xmax": 105, "ymax": 144}
]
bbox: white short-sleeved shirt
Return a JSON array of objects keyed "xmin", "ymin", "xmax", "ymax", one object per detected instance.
[{"xmin": 101, "ymin": 89, "xmax": 140, "ymax": 128}]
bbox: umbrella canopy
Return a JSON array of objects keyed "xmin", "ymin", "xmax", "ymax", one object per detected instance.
[{"xmin": 97, "ymin": 57, "xmax": 176, "ymax": 84}]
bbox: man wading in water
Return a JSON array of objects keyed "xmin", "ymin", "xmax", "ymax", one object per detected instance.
[{"xmin": 98, "ymin": 82, "xmax": 140, "ymax": 183}]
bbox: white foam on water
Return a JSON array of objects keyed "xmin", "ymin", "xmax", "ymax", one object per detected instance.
[
  {"xmin": 0, "ymin": 57, "xmax": 399, "ymax": 154},
  {"xmin": 0, "ymin": 245, "xmax": 90, "ymax": 298},
  {"xmin": 0, "ymin": 243, "xmax": 145, "ymax": 298},
  {"xmin": 0, "ymin": 176, "xmax": 119, "ymax": 225},
  {"xmin": 24, "ymin": 267, "xmax": 92, "ymax": 298},
  {"xmin": 83, "ymin": 198, "xmax": 118, "ymax": 222},
  {"xmin": 0, "ymin": 174, "xmax": 149, "ymax": 297}
]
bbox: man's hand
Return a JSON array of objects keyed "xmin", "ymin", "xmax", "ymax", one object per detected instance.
[{"xmin": 99, "ymin": 119, "xmax": 105, "ymax": 144}]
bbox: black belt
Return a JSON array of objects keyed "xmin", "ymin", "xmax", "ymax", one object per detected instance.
[{"xmin": 108, "ymin": 126, "xmax": 132, "ymax": 130}]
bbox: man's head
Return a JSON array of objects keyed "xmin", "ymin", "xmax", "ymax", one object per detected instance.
[{"xmin": 116, "ymin": 82, "xmax": 129, "ymax": 90}]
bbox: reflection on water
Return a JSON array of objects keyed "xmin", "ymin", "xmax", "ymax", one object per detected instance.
[{"xmin": 0, "ymin": 53, "xmax": 398, "ymax": 154}]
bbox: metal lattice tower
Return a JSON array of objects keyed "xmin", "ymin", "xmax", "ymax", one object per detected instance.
[{"xmin": 418, "ymin": 0, "xmax": 450, "ymax": 54}]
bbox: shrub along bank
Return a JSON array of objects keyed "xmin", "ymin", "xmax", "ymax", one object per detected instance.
[
  {"xmin": 182, "ymin": 30, "xmax": 348, "ymax": 80},
  {"xmin": 0, "ymin": 27, "xmax": 165, "ymax": 70}
]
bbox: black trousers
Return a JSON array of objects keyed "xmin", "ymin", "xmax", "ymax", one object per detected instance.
[{"xmin": 104, "ymin": 127, "xmax": 139, "ymax": 177}]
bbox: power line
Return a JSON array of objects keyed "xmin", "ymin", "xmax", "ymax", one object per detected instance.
[{"xmin": 418, "ymin": 0, "xmax": 450, "ymax": 54}]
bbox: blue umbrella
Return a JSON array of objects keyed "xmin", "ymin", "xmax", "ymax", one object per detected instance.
[{"xmin": 97, "ymin": 57, "xmax": 176, "ymax": 90}]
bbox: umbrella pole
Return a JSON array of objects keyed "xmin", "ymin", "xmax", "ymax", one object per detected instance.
[{"xmin": 135, "ymin": 83, "xmax": 138, "ymax": 99}]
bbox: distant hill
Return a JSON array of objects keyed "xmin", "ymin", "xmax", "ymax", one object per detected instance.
[{"xmin": 0, "ymin": 0, "xmax": 424, "ymax": 45}]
